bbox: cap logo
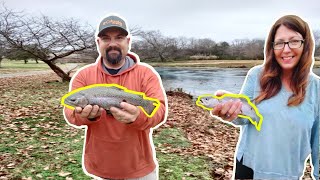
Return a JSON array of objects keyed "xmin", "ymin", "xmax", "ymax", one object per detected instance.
[{"xmin": 103, "ymin": 20, "xmax": 123, "ymax": 27}]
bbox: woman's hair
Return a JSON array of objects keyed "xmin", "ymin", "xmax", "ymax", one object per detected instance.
[{"xmin": 255, "ymin": 15, "xmax": 314, "ymax": 106}]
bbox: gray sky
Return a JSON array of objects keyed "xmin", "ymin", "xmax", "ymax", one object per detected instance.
[{"xmin": 2, "ymin": 0, "xmax": 320, "ymax": 42}]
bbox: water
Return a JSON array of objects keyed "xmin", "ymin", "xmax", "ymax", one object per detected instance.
[{"xmin": 155, "ymin": 67, "xmax": 320, "ymax": 96}]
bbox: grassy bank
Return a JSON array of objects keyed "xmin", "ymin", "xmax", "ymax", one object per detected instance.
[
  {"xmin": 145, "ymin": 59, "xmax": 320, "ymax": 68},
  {"xmin": 0, "ymin": 74, "xmax": 212, "ymax": 179},
  {"xmin": 0, "ymin": 59, "xmax": 82, "ymax": 74},
  {"xmin": 147, "ymin": 60, "xmax": 265, "ymax": 68},
  {"xmin": 0, "ymin": 59, "xmax": 49, "ymax": 74},
  {"xmin": 2, "ymin": 59, "xmax": 320, "ymax": 72},
  {"xmin": 0, "ymin": 65, "xmax": 314, "ymax": 179}
]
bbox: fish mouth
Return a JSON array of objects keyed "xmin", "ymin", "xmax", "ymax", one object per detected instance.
[{"xmin": 64, "ymin": 99, "xmax": 76, "ymax": 106}]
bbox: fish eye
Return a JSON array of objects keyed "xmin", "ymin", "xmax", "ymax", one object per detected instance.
[{"xmin": 70, "ymin": 97, "xmax": 76, "ymax": 101}]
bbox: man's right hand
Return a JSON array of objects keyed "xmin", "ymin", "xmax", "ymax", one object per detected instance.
[{"xmin": 74, "ymin": 105, "xmax": 104, "ymax": 120}]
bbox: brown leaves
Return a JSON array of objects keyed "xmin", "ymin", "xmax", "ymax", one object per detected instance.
[
  {"xmin": 162, "ymin": 91, "xmax": 315, "ymax": 179},
  {"xmin": 6, "ymin": 163, "xmax": 15, "ymax": 169},
  {"xmin": 155, "ymin": 92, "xmax": 240, "ymax": 178},
  {"xmin": 0, "ymin": 73, "xmax": 82, "ymax": 179},
  {"xmin": 58, "ymin": 171, "xmax": 72, "ymax": 177},
  {"xmin": 0, "ymin": 72, "xmax": 314, "ymax": 179}
]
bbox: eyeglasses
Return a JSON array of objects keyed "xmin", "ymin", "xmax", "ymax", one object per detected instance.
[{"xmin": 272, "ymin": 39, "xmax": 304, "ymax": 50}]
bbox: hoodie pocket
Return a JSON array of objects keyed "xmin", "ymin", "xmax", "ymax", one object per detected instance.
[{"xmin": 85, "ymin": 134, "xmax": 145, "ymax": 175}]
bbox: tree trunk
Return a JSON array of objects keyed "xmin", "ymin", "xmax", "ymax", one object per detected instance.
[
  {"xmin": 44, "ymin": 60, "xmax": 71, "ymax": 82},
  {"xmin": 159, "ymin": 53, "xmax": 166, "ymax": 62},
  {"xmin": 24, "ymin": 59, "xmax": 28, "ymax": 64},
  {"xmin": 0, "ymin": 58, "xmax": 2, "ymax": 68},
  {"xmin": 35, "ymin": 59, "xmax": 39, "ymax": 63}
]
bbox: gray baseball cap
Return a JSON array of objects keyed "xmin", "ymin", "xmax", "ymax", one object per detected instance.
[{"xmin": 97, "ymin": 15, "xmax": 129, "ymax": 36}]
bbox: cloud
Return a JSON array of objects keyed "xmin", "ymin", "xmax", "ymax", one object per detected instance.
[{"xmin": 2, "ymin": 0, "xmax": 320, "ymax": 42}]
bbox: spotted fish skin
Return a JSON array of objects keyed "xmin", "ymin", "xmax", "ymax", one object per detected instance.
[
  {"xmin": 198, "ymin": 96, "xmax": 259, "ymax": 124},
  {"xmin": 63, "ymin": 86, "xmax": 157, "ymax": 115}
]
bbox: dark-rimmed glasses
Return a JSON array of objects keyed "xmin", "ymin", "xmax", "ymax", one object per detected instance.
[{"xmin": 272, "ymin": 39, "xmax": 304, "ymax": 50}]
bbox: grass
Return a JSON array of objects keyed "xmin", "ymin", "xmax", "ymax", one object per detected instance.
[
  {"xmin": 0, "ymin": 75, "xmax": 213, "ymax": 180},
  {"xmin": 0, "ymin": 59, "xmax": 49, "ymax": 69},
  {"xmin": 154, "ymin": 128, "xmax": 191, "ymax": 148},
  {"xmin": 1, "ymin": 116, "xmax": 89, "ymax": 179},
  {"xmin": 1, "ymin": 59, "xmax": 319, "ymax": 72},
  {"xmin": 154, "ymin": 128, "xmax": 212, "ymax": 180},
  {"xmin": 0, "ymin": 59, "xmax": 83, "ymax": 74},
  {"xmin": 157, "ymin": 153, "xmax": 212, "ymax": 180}
]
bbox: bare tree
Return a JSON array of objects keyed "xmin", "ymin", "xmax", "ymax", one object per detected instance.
[
  {"xmin": 0, "ymin": 36, "xmax": 4, "ymax": 67},
  {"xmin": 129, "ymin": 25, "xmax": 143, "ymax": 37},
  {"xmin": 229, "ymin": 39, "xmax": 249, "ymax": 59},
  {"xmin": 0, "ymin": 6, "xmax": 95, "ymax": 81},
  {"xmin": 243, "ymin": 39, "xmax": 264, "ymax": 60},
  {"xmin": 137, "ymin": 30, "xmax": 178, "ymax": 62},
  {"xmin": 5, "ymin": 44, "xmax": 41, "ymax": 64}
]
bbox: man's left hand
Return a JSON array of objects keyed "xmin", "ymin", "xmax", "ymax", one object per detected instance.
[{"xmin": 110, "ymin": 102, "xmax": 140, "ymax": 124}]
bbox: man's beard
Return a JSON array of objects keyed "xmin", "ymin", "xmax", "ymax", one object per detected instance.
[{"xmin": 105, "ymin": 47, "xmax": 122, "ymax": 65}]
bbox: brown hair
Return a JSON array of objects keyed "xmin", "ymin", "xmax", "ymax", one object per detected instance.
[{"xmin": 255, "ymin": 15, "xmax": 314, "ymax": 106}]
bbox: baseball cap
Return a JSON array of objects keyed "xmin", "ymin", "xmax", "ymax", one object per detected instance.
[{"xmin": 97, "ymin": 15, "xmax": 129, "ymax": 36}]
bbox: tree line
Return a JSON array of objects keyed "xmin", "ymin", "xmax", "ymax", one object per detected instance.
[
  {"xmin": 133, "ymin": 29, "xmax": 320, "ymax": 62},
  {"xmin": 1, "ymin": 5, "xmax": 320, "ymax": 81},
  {"xmin": 132, "ymin": 30, "xmax": 265, "ymax": 61}
]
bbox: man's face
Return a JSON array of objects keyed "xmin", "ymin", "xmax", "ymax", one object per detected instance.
[{"xmin": 97, "ymin": 28, "xmax": 130, "ymax": 66}]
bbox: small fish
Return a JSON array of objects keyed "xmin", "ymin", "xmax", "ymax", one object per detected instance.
[
  {"xmin": 61, "ymin": 84, "xmax": 160, "ymax": 117},
  {"xmin": 196, "ymin": 94, "xmax": 263, "ymax": 131}
]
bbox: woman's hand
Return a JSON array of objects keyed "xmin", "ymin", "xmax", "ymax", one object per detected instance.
[{"xmin": 211, "ymin": 90, "xmax": 242, "ymax": 122}]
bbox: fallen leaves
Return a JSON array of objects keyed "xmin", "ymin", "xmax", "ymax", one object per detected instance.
[
  {"xmin": 6, "ymin": 163, "xmax": 15, "ymax": 169},
  {"xmin": 0, "ymin": 73, "xmax": 84, "ymax": 179},
  {"xmin": 155, "ymin": 91, "xmax": 239, "ymax": 179},
  {"xmin": 0, "ymin": 72, "xmax": 314, "ymax": 180},
  {"xmin": 58, "ymin": 171, "xmax": 72, "ymax": 177}
]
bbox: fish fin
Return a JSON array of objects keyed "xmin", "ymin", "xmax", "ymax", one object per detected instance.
[{"xmin": 109, "ymin": 86, "xmax": 124, "ymax": 91}]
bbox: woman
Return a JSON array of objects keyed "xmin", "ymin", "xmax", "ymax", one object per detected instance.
[{"xmin": 212, "ymin": 15, "xmax": 319, "ymax": 179}]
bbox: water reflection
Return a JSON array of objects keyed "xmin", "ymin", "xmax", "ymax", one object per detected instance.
[{"xmin": 155, "ymin": 67, "xmax": 320, "ymax": 96}]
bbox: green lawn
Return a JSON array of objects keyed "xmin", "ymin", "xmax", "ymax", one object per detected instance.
[
  {"xmin": 0, "ymin": 59, "xmax": 49, "ymax": 69},
  {"xmin": 154, "ymin": 128, "xmax": 212, "ymax": 180}
]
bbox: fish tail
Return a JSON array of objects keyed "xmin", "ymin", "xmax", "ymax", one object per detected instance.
[
  {"xmin": 141, "ymin": 99, "xmax": 158, "ymax": 116},
  {"xmin": 252, "ymin": 114, "xmax": 260, "ymax": 123}
]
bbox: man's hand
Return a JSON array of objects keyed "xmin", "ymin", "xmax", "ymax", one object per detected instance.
[
  {"xmin": 110, "ymin": 102, "xmax": 140, "ymax": 124},
  {"xmin": 74, "ymin": 105, "xmax": 104, "ymax": 120},
  {"xmin": 211, "ymin": 90, "xmax": 242, "ymax": 122}
]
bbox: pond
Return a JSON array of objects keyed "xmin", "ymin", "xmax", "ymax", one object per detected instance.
[{"xmin": 155, "ymin": 67, "xmax": 320, "ymax": 96}]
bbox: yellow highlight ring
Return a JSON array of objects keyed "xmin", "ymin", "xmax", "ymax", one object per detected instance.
[
  {"xmin": 196, "ymin": 93, "xmax": 263, "ymax": 131},
  {"xmin": 61, "ymin": 83, "xmax": 161, "ymax": 118}
]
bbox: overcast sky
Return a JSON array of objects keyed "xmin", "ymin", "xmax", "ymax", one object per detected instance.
[{"xmin": 2, "ymin": 0, "xmax": 320, "ymax": 42}]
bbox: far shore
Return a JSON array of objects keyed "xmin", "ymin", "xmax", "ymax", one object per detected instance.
[
  {"xmin": 1, "ymin": 60, "xmax": 320, "ymax": 75},
  {"xmin": 146, "ymin": 59, "xmax": 320, "ymax": 68}
]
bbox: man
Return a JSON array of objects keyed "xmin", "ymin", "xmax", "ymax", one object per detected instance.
[{"xmin": 63, "ymin": 14, "xmax": 167, "ymax": 180}]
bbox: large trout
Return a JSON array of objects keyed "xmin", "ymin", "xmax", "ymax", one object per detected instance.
[{"xmin": 61, "ymin": 84, "xmax": 160, "ymax": 117}]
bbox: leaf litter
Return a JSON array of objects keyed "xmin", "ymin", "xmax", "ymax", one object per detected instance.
[{"xmin": 0, "ymin": 73, "xmax": 313, "ymax": 180}]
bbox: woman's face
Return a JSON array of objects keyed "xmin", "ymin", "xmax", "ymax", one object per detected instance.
[{"xmin": 273, "ymin": 25, "xmax": 304, "ymax": 74}]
